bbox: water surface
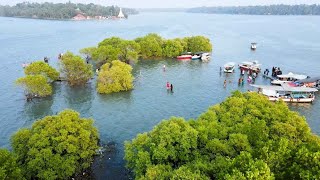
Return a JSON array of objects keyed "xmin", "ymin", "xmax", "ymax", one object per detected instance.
[{"xmin": 0, "ymin": 13, "xmax": 320, "ymax": 179}]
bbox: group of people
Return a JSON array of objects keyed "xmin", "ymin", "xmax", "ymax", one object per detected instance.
[
  {"xmin": 263, "ymin": 68, "xmax": 270, "ymax": 76},
  {"xmin": 272, "ymin": 67, "xmax": 282, "ymax": 77},
  {"xmin": 238, "ymin": 77, "xmax": 245, "ymax": 86},
  {"xmin": 166, "ymin": 81, "xmax": 173, "ymax": 92}
]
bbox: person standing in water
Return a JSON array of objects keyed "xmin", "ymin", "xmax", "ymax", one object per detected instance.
[
  {"xmin": 166, "ymin": 82, "xmax": 170, "ymax": 91},
  {"xmin": 224, "ymin": 80, "xmax": 227, "ymax": 88},
  {"xmin": 170, "ymin": 84, "xmax": 173, "ymax": 92},
  {"xmin": 163, "ymin": 65, "xmax": 166, "ymax": 72}
]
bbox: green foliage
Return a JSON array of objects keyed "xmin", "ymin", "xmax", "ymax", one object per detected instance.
[
  {"xmin": 79, "ymin": 47, "xmax": 97, "ymax": 57},
  {"xmin": 60, "ymin": 52, "xmax": 93, "ymax": 86},
  {"xmin": 135, "ymin": 33, "xmax": 164, "ymax": 59},
  {"xmin": 98, "ymin": 36, "xmax": 124, "ymax": 47},
  {"xmin": 162, "ymin": 39, "xmax": 184, "ymax": 58},
  {"xmin": 125, "ymin": 92, "xmax": 320, "ymax": 179},
  {"xmin": 24, "ymin": 61, "xmax": 59, "ymax": 82},
  {"xmin": 0, "ymin": 2, "xmax": 138, "ymax": 19},
  {"xmin": 16, "ymin": 75, "xmax": 52, "ymax": 97},
  {"xmin": 11, "ymin": 109, "xmax": 99, "ymax": 180},
  {"xmin": 82, "ymin": 34, "xmax": 212, "ymax": 62},
  {"xmin": 184, "ymin": 36, "xmax": 212, "ymax": 53},
  {"xmin": 95, "ymin": 37, "xmax": 140, "ymax": 64},
  {"xmin": 188, "ymin": 4, "xmax": 320, "ymax": 15},
  {"xmin": 0, "ymin": 149, "xmax": 23, "ymax": 180},
  {"xmin": 125, "ymin": 117, "xmax": 198, "ymax": 178},
  {"xmin": 97, "ymin": 60, "xmax": 134, "ymax": 94},
  {"xmin": 118, "ymin": 40, "xmax": 141, "ymax": 63},
  {"xmin": 92, "ymin": 45, "xmax": 120, "ymax": 66}
]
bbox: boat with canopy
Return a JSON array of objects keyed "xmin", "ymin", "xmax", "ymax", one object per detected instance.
[
  {"xmin": 271, "ymin": 72, "xmax": 308, "ymax": 85},
  {"xmin": 251, "ymin": 83, "xmax": 318, "ymax": 103}
]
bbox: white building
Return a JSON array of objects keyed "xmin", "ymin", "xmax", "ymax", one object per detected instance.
[{"xmin": 118, "ymin": 8, "xmax": 125, "ymax": 18}]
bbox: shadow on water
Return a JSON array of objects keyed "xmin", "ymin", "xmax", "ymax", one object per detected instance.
[
  {"xmin": 62, "ymin": 82, "xmax": 95, "ymax": 115},
  {"xmin": 22, "ymin": 81, "xmax": 63, "ymax": 126},
  {"xmin": 23, "ymin": 96, "xmax": 54, "ymax": 127}
]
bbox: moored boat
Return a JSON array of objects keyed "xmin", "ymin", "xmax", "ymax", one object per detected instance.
[
  {"xmin": 223, "ymin": 62, "xmax": 236, "ymax": 73},
  {"xmin": 271, "ymin": 72, "xmax": 308, "ymax": 85},
  {"xmin": 251, "ymin": 43, "xmax": 257, "ymax": 50},
  {"xmin": 177, "ymin": 55, "xmax": 192, "ymax": 60},
  {"xmin": 238, "ymin": 61, "xmax": 261, "ymax": 72},
  {"xmin": 251, "ymin": 83, "xmax": 318, "ymax": 103},
  {"xmin": 191, "ymin": 54, "xmax": 201, "ymax": 60},
  {"xmin": 201, "ymin": 53, "xmax": 210, "ymax": 61},
  {"xmin": 296, "ymin": 76, "xmax": 320, "ymax": 89}
]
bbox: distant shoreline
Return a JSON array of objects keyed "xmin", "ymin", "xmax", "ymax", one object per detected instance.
[
  {"xmin": 0, "ymin": 15, "xmax": 137, "ymax": 21},
  {"xmin": 187, "ymin": 4, "xmax": 320, "ymax": 16}
]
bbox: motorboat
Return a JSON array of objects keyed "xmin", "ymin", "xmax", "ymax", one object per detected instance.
[
  {"xmin": 191, "ymin": 54, "xmax": 201, "ymax": 60},
  {"xmin": 238, "ymin": 61, "xmax": 261, "ymax": 72},
  {"xmin": 201, "ymin": 53, "xmax": 210, "ymax": 61},
  {"xmin": 271, "ymin": 72, "xmax": 308, "ymax": 85},
  {"xmin": 296, "ymin": 76, "xmax": 320, "ymax": 90},
  {"xmin": 177, "ymin": 55, "xmax": 192, "ymax": 60},
  {"xmin": 251, "ymin": 43, "xmax": 257, "ymax": 50},
  {"xmin": 223, "ymin": 62, "xmax": 236, "ymax": 73},
  {"xmin": 251, "ymin": 83, "xmax": 318, "ymax": 103}
]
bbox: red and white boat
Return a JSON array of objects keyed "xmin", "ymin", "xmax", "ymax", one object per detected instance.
[{"xmin": 177, "ymin": 55, "xmax": 192, "ymax": 60}]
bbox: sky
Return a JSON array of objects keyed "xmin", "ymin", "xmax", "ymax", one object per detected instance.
[{"xmin": 1, "ymin": 0, "xmax": 319, "ymax": 8}]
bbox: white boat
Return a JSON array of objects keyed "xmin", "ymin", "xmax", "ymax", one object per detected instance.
[
  {"xmin": 251, "ymin": 43, "xmax": 257, "ymax": 50},
  {"xmin": 251, "ymin": 83, "xmax": 318, "ymax": 103},
  {"xmin": 223, "ymin": 62, "xmax": 236, "ymax": 73},
  {"xmin": 191, "ymin": 55, "xmax": 201, "ymax": 60},
  {"xmin": 271, "ymin": 72, "xmax": 308, "ymax": 85},
  {"xmin": 201, "ymin": 53, "xmax": 210, "ymax": 61},
  {"xmin": 238, "ymin": 61, "xmax": 261, "ymax": 72}
]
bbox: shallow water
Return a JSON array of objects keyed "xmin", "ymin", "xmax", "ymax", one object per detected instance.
[{"xmin": 0, "ymin": 13, "xmax": 320, "ymax": 179}]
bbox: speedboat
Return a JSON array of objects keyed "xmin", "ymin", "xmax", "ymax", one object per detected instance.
[
  {"xmin": 238, "ymin": 61, "xmax": 261, "ymax": 72},
  {"xmin": 177, "ymin": 55, "xmax": 192, "ymax": 60},
  {"xmin": 201, "ymin": 53, "xmax": 210, "ymax": 61},
  {"xmin": 223, "ymin": 62, "xmax": 236, "ymax": 73},
  {"xmin": 296, "ymin": 76, "xmax": 320, "ymax": 90},
  {"xmin": 191, "ymin": 54, "xmax": 201, "ymax": 60},
  {"xmin": 271, "ymin": 72, "xmax": 308, "ymax": 85},
  {"xmin": 251, "ymin": 43, "xmax": 257, "ymax": 50},
  {"xmin": 251, "ymin": 83, "xmax": 318, "ymax": 103}
]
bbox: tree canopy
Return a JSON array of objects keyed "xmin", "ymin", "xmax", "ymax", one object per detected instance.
[
  {"xmin": 16, "ymin": 75, "xmax": 52, "ymax": 97},
  {"xmin": 97, "ymin": 60, "xmax": 134, "ymax": 94},
  {"xmin": 11, "ymin": 109, "xmax": 99, "ymax": 180},
  {"xmin": 0, "ymin": 2, "xmax": 138, "ymax": 19},
  {"xmin": 125, "ymin": 92, "xmax": 320, "ymax": 179},
  {"xmin": 0, "ymin": 149, "xmax": 23, "ymax": 180},
  {"xmin": 24, "ymin": 61, "xmax": 59, "ymax": 82},
  {"xmin": 135, "ymin": 33, "xmax": 164, "ymax": 59},
  {"xmin": 184, "ymin": 36, "xmax": 212, "ymax": 53},
  {"xmin": 60, "ymin": 52, "xmax": 93, "ymax": 86},
  {"xmin": 188, "ymin": 4, "xmax": 320, "ymax": 15},
  {"xmin": 82, "ymin": 34, "xmax": 212, "ymax": 63}
]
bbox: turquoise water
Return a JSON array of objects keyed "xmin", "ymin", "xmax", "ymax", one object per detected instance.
[{"xmin": 0, "ymin": 13, "xmax": 320, "ymax": 179}]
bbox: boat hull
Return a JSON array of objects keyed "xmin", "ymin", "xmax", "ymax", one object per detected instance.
[
  {"xmin": 268, "ymin": 97, "xmax": 315, "ymax": 103},
  {"xmin": 223, "ymin": 68, "xmax": 235, "ymax": 73},
  {"xmin": 177, "ymin": 55, "xmax": 192, "ymax": 60}
]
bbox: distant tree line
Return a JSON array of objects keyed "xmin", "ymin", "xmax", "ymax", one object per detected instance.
[
  {"xmin": 0, "ymin": 2, "xmax": 138, "ymax": 19},
  {"xmin": 188, "ymin": 4, "xmax": 320, "ymax": 15}
]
